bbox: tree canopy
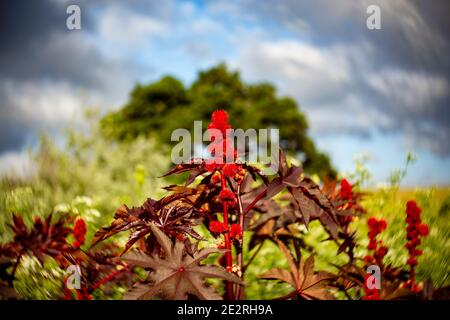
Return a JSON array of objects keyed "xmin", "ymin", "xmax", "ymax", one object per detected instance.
[{"xmin": 101, "ymin": 64, "xmax": 335, "ymax": 178}]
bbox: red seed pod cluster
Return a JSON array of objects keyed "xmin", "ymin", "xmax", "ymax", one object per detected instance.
[
  {"xmin": 209, "ymin": 164, "xmax": 245, "ymax": 184},
  {"xmin": 219, "ymin": 189, "xmax": 235, "ymax": 202},
  {"xmin": 229, "ymin": 224, "xmax": 242, "ymax": 240},
  {"xmin": 405, "ymin": 200, "xmax": 429, "ymax": 291},
  {"xmin": 222, "ymin": 163, "xmax": 238, "ymax": 178},
  {"xmin": 206, "ymin": 110, "xmax": 245, "ymax": 299},
  {"xmin": 364, "ymin": 217, "xmax": 388, "ymax": 266},
  {"xmin": 205, "ymin": 162, "xmax": 221, "ymax": 172},
  {"xmin": 73, "ymin": 218, "xmax": 87, "ymax": 248},
  {"xmin": 205, "ymin": 110, "xmax": 245, "ymax": 184},
  {"xmin": 209, "ymin": 221, "xmax": 228, "ymax": 233},
  {"xmin": 208, "ymin": 110, "xmax": 231, "ymax": 135},
  {"xmin": 209, "ymin": 222, "xmax": 242, "ymax": 241}
]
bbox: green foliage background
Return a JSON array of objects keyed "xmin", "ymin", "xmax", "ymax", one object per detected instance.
[
  {"xmin": 101, "ymin": 64, "xmax": 336, "ymax": 179},
  {"xmin": 0, "ymin": 112, "xmax": 168, "ymax": 298}
]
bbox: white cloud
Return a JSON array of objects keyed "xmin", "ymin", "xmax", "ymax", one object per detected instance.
[
  {"xmin": 367, "ymin": 70, "xmax": 448, "ymax": 111},
  {"xmin": 377, "ymin": 0, "xmax": 448, "ymax": 58},
  {"xmin": 234, "ymin": 33, "xmax": 450, "ymax": 157},
  {"xmin": 235, "ymin": 39, "xmax": 379, "ymax": 136},
  {"xmin": 0, "ymin": 79, "xmax": 94, "ymax": 126},
  {"xmin": 306, "ymin": 94, "xmax": 394, "ymax": 136},
  {"xmin": 0, "ymin": 150, "xmax": 35, "ymax": 178},
  {"xmin": 237, "ymin": 40, "xmax": 355, "ymax": 103},
  {"xmin": 98, "ymin": 5, "xmax": 167, "ymax": 48}
]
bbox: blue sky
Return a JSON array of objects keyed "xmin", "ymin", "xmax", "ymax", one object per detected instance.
[{"xmin": 0, "ymin": 0, "xmax": 449, "ymax": 186}]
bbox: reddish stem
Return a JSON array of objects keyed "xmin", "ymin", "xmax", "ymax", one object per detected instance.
[
  {"xmin": 234, "ymin": 183, "xmax": 244, "ymax": 300},
  {"xmin": 92, "ymin": 267, "xmax": 125, "ymax": 291},
  {"xmin": 242, "ymin": 187, "xmax": 268, "ymax": 216},
  {"xmin": 221, "ymin": 175, "xmax": 234, "ymax": 300}
]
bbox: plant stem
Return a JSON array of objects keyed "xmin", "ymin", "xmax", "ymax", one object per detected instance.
[
  {"xmin": 221, "ymin": 175, "xmax": 234, "ymax": 300},
  {"xmin": 10, "ymin": 249, "xmax": 25, "ymax": 286},
  {"xmin": 235, "ymin": 184, "xmax": 244, "ymax": 300},
  {"xmin": 243, "ymin": 241, "xmax": 264, "ymax": 272},
  {"xmin": 242, "ymin": 186, "xmax": 268, "ymax": 216}
]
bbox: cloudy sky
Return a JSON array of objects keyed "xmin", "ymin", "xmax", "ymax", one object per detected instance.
[{"xmin": 0, "ymin": 0, "xmax": 449, "ymax": 185}]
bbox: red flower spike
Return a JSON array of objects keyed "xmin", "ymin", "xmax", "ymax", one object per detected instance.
[
  {"xmin": 363, "ymin": 274, "xmax": 380, "ymax": 300},
  {"xmin": 364, "ymin": 216, "xmax": 389, "ymax": 300},
  {"xmin": 206, "ymin": 109, "xmax": 239, "ymax": 300},
  {"xmin": 73, "ymin": 218, "xmax": 87, "ymax": 248},
  {"xmin": 404, "ymin": 200, "xmax": 429, "ymax": 290},
  {"xmin": 339, "ymin": 178, "xmax": 353, "ymax": 200}
]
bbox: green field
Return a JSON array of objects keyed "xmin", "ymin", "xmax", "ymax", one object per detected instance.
[{"xmin": 241, "ymin": 187, "xmax": 450, "ymax": 299}]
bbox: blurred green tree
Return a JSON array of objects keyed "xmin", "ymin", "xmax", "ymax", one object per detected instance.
[{"xmin": 101, "ymin": 64, "xmax": 335, "ymax": 178}]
